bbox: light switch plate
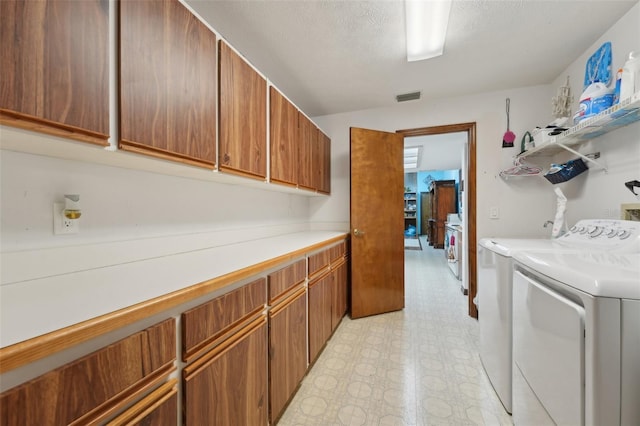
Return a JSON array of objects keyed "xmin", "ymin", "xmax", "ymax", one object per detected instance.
[{"xmin": 490, "ymin": 206, "xmax": 500, "ymax": 220}]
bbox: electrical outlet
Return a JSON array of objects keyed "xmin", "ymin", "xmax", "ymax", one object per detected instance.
[{"xmin": 53, "ymin": 202, "xmax": 79, "ymax": 235}]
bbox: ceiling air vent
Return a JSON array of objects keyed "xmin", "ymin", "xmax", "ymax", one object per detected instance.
[{"xmin": 396, "ymin": 91, "xmax": 421, "ymax": 102}]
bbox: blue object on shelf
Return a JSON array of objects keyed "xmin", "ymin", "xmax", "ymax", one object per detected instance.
[
  {"xmin": 405, "ymin": 225, "xmax": 416, "ymax": 237},
  {"xmin": 544, "ymin": 158, "xmax": 588, "ymax": 184},
  {"xmin": 584, "ymin": 42, "xmax": 612, "ymax": 89}
]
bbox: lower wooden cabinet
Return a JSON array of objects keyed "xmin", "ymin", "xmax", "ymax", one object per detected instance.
[
  {"xmin": 0, "ymin": 319, "xmax": 176, "ymax": 426},
  {"xmin": 268, "ymin": 288, "xmax": 307, "ymax": 423},
  {"xmin": 331, "ymin": 259, "xmax": 348, "ymax": 332},
  {"xmin": 106, "ymin": 380, "xmax": 178, "ymax": 426},
  {"xmin": 183, "ymin": 317, "xmax": 268, "ymax": 426},
  {"xmin": 308, "ymin": 272, "xmax": 333, "ymax": 363}
]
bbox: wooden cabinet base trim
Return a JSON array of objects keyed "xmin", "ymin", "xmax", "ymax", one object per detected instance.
[
  {"xmin": 119, "ymin": 141, "xmax": 215, "ymax": 169},
  {"xmin": 218, "ymin": 165, "xmax": 267, "ymax": 181},
  {"xmin": 106, "ymin": 379, "xmax": 178, "ymax": 426},
  {"xmin": 0, "ymin": 111, "xmax": 109, "ymax": 147},
  {"xmin": 73, "ymin": 363, "xmax": 176, "ymax": 426},
  {"xmin": 330, "ymin": 257, "xmax": 347, "ymax": 271},
  {"xmin": 308, "ymin": 267, "xmax": 331, "ymax": 284},
  {"xmin": 183, "ymin": 315, "xmax": 267, "ymax": 379},
  {"xmin": 0, "ymin": 236, "xmax": 348, "ymax": 373},
  {"xmin": 269, "ymin": 285, "xmax": 306, "ymax": 315},
  {"xmin": 183, "ymin": 305, "xmax": 265, "ymax": 364},
  {"xmin": 269, "ymin": 178, "xmax": 298, "ymax": 189}
]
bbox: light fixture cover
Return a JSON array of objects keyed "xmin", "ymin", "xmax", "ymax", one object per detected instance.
[{"xmin": 405, "ymin": 0, "xmax": 452, "ymax": 62}]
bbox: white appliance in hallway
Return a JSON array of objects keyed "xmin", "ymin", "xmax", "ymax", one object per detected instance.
[
  {"xmin": 477, "ymin": 237, "xmax": 564, "ymax": 413},
  {"xmin": 444, "ymin": 214, "xmax": 462, "ymax": 279},
  {"xmin": 512, "ymin": 219, "xmax": 640, "ymax": 426}
]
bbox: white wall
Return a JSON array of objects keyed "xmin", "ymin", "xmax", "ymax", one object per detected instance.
[
  {"xmin": 0, "ymin": 149, "xmax": 311, "ymax": 252},
  {"xmin": 310, "ymin": 84, "xmax": 558, "ymax": 240},
  {"xmin": 310, "ymin": 2, "xmax": 640, "ymax": 239}
]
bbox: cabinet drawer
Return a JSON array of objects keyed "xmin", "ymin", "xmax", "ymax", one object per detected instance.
[
  {"xmin": 0, "ymin": 318, "xmax": 176, "ymax": 426},
  {"xmin": 308, "ymin": 248, "xmax": 330, "ymax": 278},
  {"xmin": 268, "ymin": 259, "xmax": 306, "ymax": 303},
  {"xmin": 329, "ymin": 241, "xmax": 347, "ymax": 264},
  {"xmin": 182, "ymin": 278, "xmax": 266, "ymax": 362}
]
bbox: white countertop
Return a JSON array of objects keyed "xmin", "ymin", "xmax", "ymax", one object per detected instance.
[{"xmin": 0, "ymin": 231, "xmax": 346, "ymax": 347}]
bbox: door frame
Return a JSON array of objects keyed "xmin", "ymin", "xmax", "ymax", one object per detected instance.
[{"xmin": 396, "ymin": 122, "xmax": 478, "ymax": 318}]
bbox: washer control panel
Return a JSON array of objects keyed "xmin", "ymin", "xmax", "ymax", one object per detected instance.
[{"xmin": 559, "ymin": 219, "xmax": 640, "ymax": 252}]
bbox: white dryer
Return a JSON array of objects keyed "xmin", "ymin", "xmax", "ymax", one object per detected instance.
[
  {"xmin": 512, "ymin": 219, "xmax": 640, "ymax": 426},
  {"xmin": 478, "ymin": 238, "xmax": 562, "ymax": 413}
]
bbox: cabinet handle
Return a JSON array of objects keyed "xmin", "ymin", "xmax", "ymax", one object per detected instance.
[{"xmin": 353, "ymin": 229, "xmax": 365, "ymax": 237}]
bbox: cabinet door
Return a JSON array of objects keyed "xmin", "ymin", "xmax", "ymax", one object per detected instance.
[
  {"xmin": 316, "ymin": 130, "xmax": 331, "ymax": 194},
  {"xmin": 183, "ymin": 318, "xmax": 268, "ymax": 426},
  {"xmin": 219, "ymin": 41, "xmax": 267, "ymax": 179},
  {"xmin": 331, "ymin": 261, "xmax": 348, "ymax": 331},
  {"xmin": 0, "ymin": 319, "xmax": 176, "ymax": 426},
  {"xmin": 268, "ymin": 290, "xmax": 307, "ymax": 423},
  {"xmin": 0, "ymin": 0, "xmax": 109, "ymax": 145},
  {"xmin": 308, "ymin": 273, "xmax": 332, "ymax": 363},
  {"xmin": 120, "ymin": 0, "xmax": 216, "ymax": 167},
  {"xmin": 270, "ymin": 87, "xmax": 299, "ymax": 187},
  {"xmin": 298, "ymin": 112, "xmax": 315, "ymax": 190}
]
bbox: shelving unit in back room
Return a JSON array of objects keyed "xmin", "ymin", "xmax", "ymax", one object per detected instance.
[{"xmin": 404, "ymin": 192, "xmax": 417, "ymax": 236}]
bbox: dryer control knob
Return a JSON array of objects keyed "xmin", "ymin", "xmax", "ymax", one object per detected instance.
[
  {"xmin": 618, "ymin": 229, "xmax": 631, "ymax": 240},
  {"xmin": 589, "ymin": 227, "xmax": 603, "ymax": 238}
]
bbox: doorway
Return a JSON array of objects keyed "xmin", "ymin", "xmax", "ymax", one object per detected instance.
[{"xmin": 397, "ymin": 123, "xmax": 477, "ymax": 318}]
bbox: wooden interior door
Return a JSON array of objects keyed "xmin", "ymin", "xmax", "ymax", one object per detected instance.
[{"xmin": 350, "ymin": 127, "xmax": 404, "ymax": 319}]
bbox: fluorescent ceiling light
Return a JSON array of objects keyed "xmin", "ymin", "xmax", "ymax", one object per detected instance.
[{"xmin": 405, "ymin": 0, "xmax": 452, "ymax": 62}]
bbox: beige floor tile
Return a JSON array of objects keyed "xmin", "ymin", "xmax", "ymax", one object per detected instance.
[{"xmin": 278, "ymin": 237, "xmax": 513, "ymax": 426}]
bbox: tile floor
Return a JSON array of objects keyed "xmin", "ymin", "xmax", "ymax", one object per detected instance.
[{"xmin": 278, "ymin": 236, "xmax": 514, "ymax": 426}]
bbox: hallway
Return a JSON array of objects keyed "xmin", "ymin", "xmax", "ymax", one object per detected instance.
[{"xmin": 278, "ymin": 237, "xmax": 513, "ymax": 425}]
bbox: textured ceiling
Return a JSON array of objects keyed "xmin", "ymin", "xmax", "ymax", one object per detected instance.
[{"xmin": 185, "ymin": 0, "xmax": 637, "ymax": 117}]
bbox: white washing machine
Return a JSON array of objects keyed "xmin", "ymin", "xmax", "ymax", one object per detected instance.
[
  {"xmin": 478, "ymin": 237, "xmax": 564, "ymax": 413},
  {"xmin": 512, "ymin": 219, "xmax": 640, "ymax": 426}
]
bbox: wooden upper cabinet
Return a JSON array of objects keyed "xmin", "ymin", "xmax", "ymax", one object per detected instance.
[
  {"xmin": 297, "ymin": 113, "xmax": 331, "ymax": 193},
  {"xmin": 119, "ymin": 0, "xmax": 216, "ymax": 168},
  {"xmin": 269, "ymin": 87, "xmax": 299, "ymax": 187},
  {"xmin": 219, "ymin": 41, "xmax": 267, "ymax": 179},
  {"xmin": 0, "ymin": 0, "xmax": 109, "ymax": 145},
  {"xmin": 297, "ymin": 112, "xmax": 315, "ymax": 190},
  {"xmin": 317, "ymin": 129, "xmax": 331, "ymax": 194}
]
